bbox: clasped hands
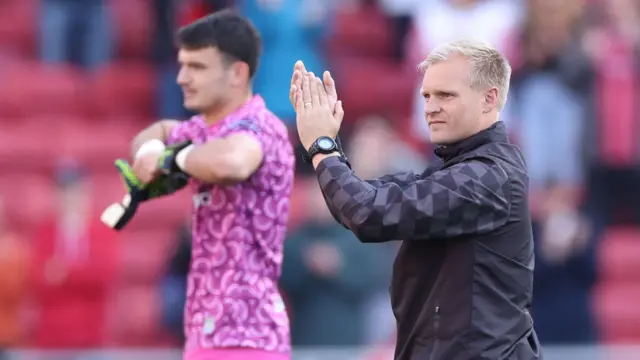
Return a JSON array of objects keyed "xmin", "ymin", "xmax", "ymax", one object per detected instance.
[
  {"xmin": 289, "ymin": 60, "xmax": 344, "ymax": 152},
  {"xmin": 102, "ymin": 141, "xmax": 191, "ymax": 230}
]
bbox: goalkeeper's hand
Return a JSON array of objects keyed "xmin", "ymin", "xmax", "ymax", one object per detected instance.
[
  {"xmin": 115, "ymin": 158, "xmax": 189, "ymax": 201},
  {"xmin": 101, "ymin": 154, "xmax": 190, "ymax": 230},
  {"xmin": 157, "ymin": 140, "xmax": 193, "ymax": 175}
]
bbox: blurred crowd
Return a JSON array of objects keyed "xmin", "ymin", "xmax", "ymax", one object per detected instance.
[{"xmin": 0, "ymin": 0, "xmax": 639, "ymax": 357}]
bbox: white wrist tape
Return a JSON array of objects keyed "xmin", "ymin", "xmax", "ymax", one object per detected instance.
[
  {"xmin": 175, "ymin": 144, "xmax": 195, "ymax": 171},
  {"xmin": 135, "ymin": 139, "xmax": 166, "ymax": 159}
]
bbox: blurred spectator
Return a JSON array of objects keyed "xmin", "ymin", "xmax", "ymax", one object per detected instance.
[
  {"xmin": 531, "ymin": 191, "xmax": 598, "ymax": 345},
  {"xmin": 0, "ymin": 197, "xmax": 30, "ymax": 358},
  {"xmin": 509, "ymin": 0, "xmax": 599, "ymax": 344},
  {"xmin": 240, "ymin": 0, "xmax": 331, "ymax": 127},
  {"xmin": 39, "ymin": 0, "xmax": 113, "ymax": 69},
  {"xmin": 29, "ymin": 161, "xmax": 118, "ymax": 349},
  {"xmin": 153, "ymin": 0, "xmax": 188, "ymax": 120},
  {"xmin": 510, "ymin": 0, "xmax": 590, "ymax": 223},
  {"xmin": 377, "ymin": 0, "xmax": 417, "ymax": 61},
  {"xmin": 159, "ymin": 220, "xmax": 192, "ymax": 344},
  {"xmin": 279, "ymin": 177, "xmax": 379, "ymax": 346},
  {"xmin": 581, "ymin": 0, "xmax": 640, "ymax": 227}
]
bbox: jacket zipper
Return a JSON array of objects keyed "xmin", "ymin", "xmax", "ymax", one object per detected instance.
[{"xmin": 430, "ymin": 305, "xmax": 441, "ymax": 360}]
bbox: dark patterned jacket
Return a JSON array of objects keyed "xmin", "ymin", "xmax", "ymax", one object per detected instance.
[{"xmin": 315, "ymin": 122, "xmax": 542, "ymax": 360}]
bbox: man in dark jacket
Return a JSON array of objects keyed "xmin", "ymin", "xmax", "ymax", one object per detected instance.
[{"xmin": 290, "ymin": 39, "xmax": 541, "ymax": 360}]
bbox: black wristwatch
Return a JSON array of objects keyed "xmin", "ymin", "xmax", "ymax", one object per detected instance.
[
  {"xmin": 301, "ymin": 135, "xmax": 350, "ymax": 167},
  {"xmin": 307, "ymin": 136, "xmax": 338, "ymax": 159}
]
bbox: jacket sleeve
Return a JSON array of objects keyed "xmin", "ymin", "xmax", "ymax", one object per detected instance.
[
  {"xmin": 315, "ymin": 156, "xmax": 511, "ymax": 242},
  {"xmin": 318, "ymin": 167, "xmax": 419, "ymax": 229}
]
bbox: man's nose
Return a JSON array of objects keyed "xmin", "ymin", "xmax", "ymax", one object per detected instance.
[
  {"xmin": 176, "ymin": 68, "xmax": 189, "ymax": 86},
  {"xmin": 425, "ymin": 98, "xmax": 441, "ymax": 115}
]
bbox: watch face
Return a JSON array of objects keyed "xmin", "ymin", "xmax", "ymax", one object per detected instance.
[{"xmin": 317, "ymin": 137, "xmax": 335, "ymax": 151}]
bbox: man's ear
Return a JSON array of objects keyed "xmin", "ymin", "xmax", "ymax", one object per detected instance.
[
  {"xmin": 483, "ymin": 87, "xmax": 499, "ymax": 113},
  {"xmin": 229, "ymin": 62, "xmax": 250, "ymax": 88}
]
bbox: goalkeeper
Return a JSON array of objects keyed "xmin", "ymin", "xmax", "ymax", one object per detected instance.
[{"xmin": 127, "ymin": 10, "xmax": 295, "ymax": 360}]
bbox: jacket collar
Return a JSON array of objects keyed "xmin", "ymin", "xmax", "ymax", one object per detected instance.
[{"xmin": 434, "ymin": 121, "xmax": 508, "ymax": 161}]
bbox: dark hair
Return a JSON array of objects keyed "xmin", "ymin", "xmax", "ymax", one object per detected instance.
[{"xmin": 176, "ymin": 9, "xmax": 261, "ymax": 79}]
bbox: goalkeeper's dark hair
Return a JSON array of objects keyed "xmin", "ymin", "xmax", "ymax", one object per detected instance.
[{"xmin": 176, "ymin": 9, "xmax": 261, "ymax": 79}]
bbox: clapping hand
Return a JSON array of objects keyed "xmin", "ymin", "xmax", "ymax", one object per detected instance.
[
  {"xmin": 289, "ymin": 61, "xmax": 344, "ymax": 151},
  {"xmin": 289, "ymin": 61, "xmax": 339, "ymax": 115}
]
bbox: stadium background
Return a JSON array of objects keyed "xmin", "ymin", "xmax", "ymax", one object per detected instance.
[{"xmin": 0, "ymin": 0, "xmax": 639, "ymax": 359}]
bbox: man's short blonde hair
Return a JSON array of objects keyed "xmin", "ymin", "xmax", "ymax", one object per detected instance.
[{"xmin": 418, "ymin": 39, "xmax": 512, "ymax": 110}]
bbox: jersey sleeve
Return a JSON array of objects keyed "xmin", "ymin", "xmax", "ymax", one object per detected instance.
[
  {"xmin": 219, "ymin": 118, "xmax": 267, "ymax": 151},
  {"xmin": 166, "ymin": 119, "xmax": 194, "ymax": 145}
]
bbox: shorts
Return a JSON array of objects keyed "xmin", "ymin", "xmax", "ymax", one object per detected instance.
[{"xmin": 184, "ymin": 348, "xmax": 290, "ymax": 360}]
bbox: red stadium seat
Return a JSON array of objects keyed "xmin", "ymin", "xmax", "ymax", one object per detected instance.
[
  {"xmin": 54, "ymin": 117, "xmax": 140, "ymax": 172},
  {"xmin": 593, "ymin": 284, "xmax": 640, "ymax": 343},
  {"xmin": 593, "ymin": 226, "xmax": 640, "ymax": 343},
  {"xmin": 118, "ymin": 229, "xmax": 176, "ymax": 285},
  {"xmin": 88, "ymin": 62, "xmax": 155, "ymax": 118},
  {"xmin": 326, "ymin": 4, "xmax": 395, "ymax": 59},
  {"xmin": 598, "ymin": 227, "xmax": 640, "ymax": 283},
  {"xmin": 1, "ymin": 115, "xmax": 140, "ymax": 174},
  {"xmin": 332, "ymin": 57, "xmax": 416, "ymax": 123},
  {"xmin": 0, "ymin": 173, "xmax": 55, "ymax": 232},
  {"xmin": 108, "ymin": 284, "xmax": 164, "ymax": 346},
  {"xmin": 0, "ymin": 120, "xmax": 58, "ymax": 172},
  {"xmin": 89, "ymin": 174, "xmax": 129, "ymax": 214},
  {"xmin": 0, "ymin": 62, "xmax": 89, "ymax": 117},
  {"xmin": 111, "ymin": 0, "xmax": 152, "ymax": 60},
  {"xmin": 0, "ymin": 0, "xmax": 37, "ymax": 58},
  {"xmin": 28, "ymin": 63, "xmax": 88, "ymax": 116}
]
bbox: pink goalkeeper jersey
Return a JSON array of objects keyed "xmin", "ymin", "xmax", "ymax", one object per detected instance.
[{"xmin": 166, "ymin": 95, "xmax": 295, "ymax": 355}]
